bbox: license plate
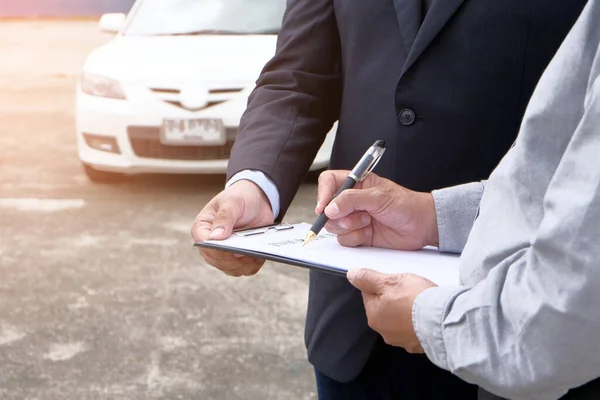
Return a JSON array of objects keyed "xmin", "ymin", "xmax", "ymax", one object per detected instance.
[{"xmin": 159, "ymin": 118, "xmax": 226, "ymax": 146}]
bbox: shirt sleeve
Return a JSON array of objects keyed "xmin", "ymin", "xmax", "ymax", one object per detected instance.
[
  {"xmin": 226, "ymin": 170, "xmax": 281, "ymax": 219},
  {"xmin": 413, "ymin": 76, "xmax": 600, "ymax": 400},
  {"xmin": 432, "ymin": 182, "xmax": 485, "ymax": 254}
]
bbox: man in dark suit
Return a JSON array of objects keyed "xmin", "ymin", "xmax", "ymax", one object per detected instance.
[{"xmin": 192, "ymin": 0, "xmax": 587, "ymax": 398}]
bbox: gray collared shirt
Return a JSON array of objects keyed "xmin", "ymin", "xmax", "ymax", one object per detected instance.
[{"xmin": 412, "ymin": 2, "xmax": 600, "ymax": 399}]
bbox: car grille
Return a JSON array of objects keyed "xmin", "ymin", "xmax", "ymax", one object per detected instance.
[
  {"xmin": 127, "ymin": 126, "xmax": 235, "ymax": 160},
  {"xmin": 148, "ymin": 86, "xmax": 243, "ymax": 111}
]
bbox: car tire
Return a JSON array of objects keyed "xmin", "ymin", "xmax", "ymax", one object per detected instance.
[{"xmin": 82, "ymin": 164, "xmax": 125, "ymax": 183}]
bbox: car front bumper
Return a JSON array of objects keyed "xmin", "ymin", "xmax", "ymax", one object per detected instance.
[{"xmin": 76, "ymin": 90, "xmax": 334, "ymax": 175}]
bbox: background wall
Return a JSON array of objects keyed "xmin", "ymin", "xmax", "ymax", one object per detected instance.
[{"xmin": 0, "ymin": 0, "xmax": 136, "ymax": 17}]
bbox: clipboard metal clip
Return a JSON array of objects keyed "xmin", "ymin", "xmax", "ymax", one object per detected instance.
[{"xmin": 233, "ymin": 223, "xmax": 294, "ymax": 237}]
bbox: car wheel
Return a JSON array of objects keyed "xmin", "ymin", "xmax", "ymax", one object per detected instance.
[{"xmin": 82, "ymin": 164, "xmax": 124, "ymax": 183}]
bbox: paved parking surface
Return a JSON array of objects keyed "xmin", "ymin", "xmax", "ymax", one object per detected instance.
[{"xmin": 0, "ymin": 20, "xmax": 318, "ymax": 400}]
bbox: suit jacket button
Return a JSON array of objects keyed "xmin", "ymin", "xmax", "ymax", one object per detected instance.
[{"xmin": 399, "ymin": 109, "xmax": 416, "ymax": 126}]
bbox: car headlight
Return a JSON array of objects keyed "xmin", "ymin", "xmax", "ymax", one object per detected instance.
[{"xmin": 81, "ymin": 73, "xmax": 126, "ymax": 100}]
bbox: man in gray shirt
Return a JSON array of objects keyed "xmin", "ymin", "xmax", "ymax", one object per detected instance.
[{"xmin": 316, "ymin": 0, "xmax": 600, "ymax": 398}]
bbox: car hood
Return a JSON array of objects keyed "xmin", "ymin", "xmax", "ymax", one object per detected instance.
[{"xmin": 83, "ymin": 35, "xmax": 277, "ymax": 85}]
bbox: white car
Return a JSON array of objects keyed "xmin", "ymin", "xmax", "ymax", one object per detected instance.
[{"xmin": 76, "ymin": 0, "xmax": 335, "ymax": 182}]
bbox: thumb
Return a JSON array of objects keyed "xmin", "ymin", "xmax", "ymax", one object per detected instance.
[
  {"xmin": 209, "ymin": 197, "xmax": 244, "ymax": 240},
  {"xmin": 347, "ymin": 269, "xmax": 386, "ymax": 294}
]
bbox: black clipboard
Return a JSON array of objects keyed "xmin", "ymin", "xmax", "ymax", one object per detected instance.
[{"xmin": 194, "ymin": 223, "xmax": 347, "ymax": 277}]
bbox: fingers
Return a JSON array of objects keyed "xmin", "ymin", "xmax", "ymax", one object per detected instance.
[
  {"xmin": 316, "ymin": 171, "xmax": 385, "ymax": 215},
  {"xmin": 324, "ymin": 187, "xmax": 385, "ymax": 220},
  {"xmin": 192, "ymin": 190, "xmax": 266, "ymax": 277},
  {"xmin": 337, "ymin": 225, "xmax": 373, "ymax": 247},
  {"xmin": 316, "ymin": 170, "xmax": 352, "ymax": 214},
  {"xmin": 347, "ymin": 269, "xmax": 397, "ymax": 294},
  {"xmin": 324, "ymin": 211, "xmax": 371, "ymax": 234},
  {"xmin": 322, "ymin": 211, "xmax": 373, "ymax": 247},
  {"xmin": 191, "ymin": 179, "xmax": 280, "ymax": 279},
  {"xmin": 191, "ymin": 193, "xmax": 244, "ymax": 242},
  {"xmin": 200, "ymin": 248, "xmax": 265, "ymax": 276}
]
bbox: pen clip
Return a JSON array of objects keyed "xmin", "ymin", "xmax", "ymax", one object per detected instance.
[{"xmin": 358, "ymin": 146, "xmax": 386, "ymax": 182}]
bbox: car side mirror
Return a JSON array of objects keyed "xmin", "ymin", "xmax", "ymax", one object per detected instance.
[{"xmin": 99, "ymin": 13, "xmax": 126, "ymax": 34}]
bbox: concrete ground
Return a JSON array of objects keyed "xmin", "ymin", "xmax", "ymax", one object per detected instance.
[{"xmin": 0, "ymin": 20, "xmax": 319, "ymax": 400}]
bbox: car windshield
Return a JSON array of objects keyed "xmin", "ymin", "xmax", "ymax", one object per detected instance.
[{"xmin": 124, "ymin": 0, "xmax": 287, "ymax": 36}]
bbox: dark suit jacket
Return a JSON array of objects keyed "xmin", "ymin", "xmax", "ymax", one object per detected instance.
[{"xmin": 227, "ymin": 0, "xmax": 587, "ymax": 383}]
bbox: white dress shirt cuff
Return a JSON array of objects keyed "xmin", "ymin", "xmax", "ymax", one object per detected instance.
[
  {"xmin": 412, "ymin": 285, "xmax": 468, "ymax": 372},
  {"xmin": 432, "ymin": 182, "xmax": 485, "ymax": 254},
  {"xmin": 226, "ymin": 170, "xmax": 281, "ymax": 218}
]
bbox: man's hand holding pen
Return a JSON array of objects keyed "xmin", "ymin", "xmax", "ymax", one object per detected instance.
[
  {"xmin": 303, "ymin": 140, "xmax": 388, "ymax": 245},
  {"xmin": 316, "ymin": 170, "xmax": 439, "ymax": 251},
  {"xmin": 316, "ymin": 169, "xmax": 440, "ymax": 353}
]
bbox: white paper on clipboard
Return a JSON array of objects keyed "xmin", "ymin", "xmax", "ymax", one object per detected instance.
[{"xmin": 200, "ymin": 222, "xmax": 460, "ymax": 286}]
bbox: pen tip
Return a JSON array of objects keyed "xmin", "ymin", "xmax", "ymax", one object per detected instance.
[{"xmin": 303, "ymin": 231, "xmax": 316, "ymax": 247}]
